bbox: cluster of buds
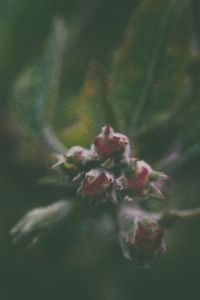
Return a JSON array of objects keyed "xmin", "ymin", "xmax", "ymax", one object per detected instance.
[
  {"xmin": 51, "ymin": 125, "xmax": 169, "ymax": 265},
  {"xmin": 52, "ymin": 125, "xmax": 168, "ymax": 204},
  {"xmin": 11, "ymin": 124, "xmax": 200, "ymax": 266}
]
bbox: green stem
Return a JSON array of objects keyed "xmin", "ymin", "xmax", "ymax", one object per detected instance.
[{"xmin": 159, "ymin": 207, "xmax": 200, "ymax": 225}]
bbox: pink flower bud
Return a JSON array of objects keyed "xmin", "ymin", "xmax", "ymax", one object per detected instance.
[
  {"xmin": 78, "ymin": 169, "xmax": 114, "ymax": 197},
  {"xmin": 123, "ymin": 160, "xmax": 167, "ymax": 198},
  {"xmin": 93, "ymin": 125, "xmax": 129, "ymax": 159},
  {"xmin": 124, "ymin": 160, "xmax": 152, "ymax": 196},
  {"xmin": 127, "ymin": 218, "xmax": 165, "ymax": 263}
]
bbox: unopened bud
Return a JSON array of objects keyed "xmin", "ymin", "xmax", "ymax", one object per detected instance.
[
  {"xmin": 78, "ymin": 169, "xmax": 114, "ymax": 197},
  {"xmin": 65, "ymin": 146, "xmax": 96, "ymax": 166},
  {"xmin": 93, "ymin": 125, "xmax": 130, "ymax": 159},
  {"xmin": 123, "ymin": 160, "xmax": 167, "ymax": 198},
  {"xmin": 127, "ymin": 217, "xmax": 165, "ymax": 265}
]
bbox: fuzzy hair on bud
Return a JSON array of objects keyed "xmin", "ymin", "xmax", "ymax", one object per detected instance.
[{"xmin": 65, "ymin": 146, "xmax": 95, "ymax": 166}]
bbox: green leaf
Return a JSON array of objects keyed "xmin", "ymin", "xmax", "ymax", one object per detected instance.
[
  {"xmin": 110, "ymin": 0, "xmax": 192, "ymax": 137},
  {"xmin": 11, "ymin": 18, "xmax": 67, "ymax": 153},
  {"xmin": 59, "ymin": 61, "xmax": 116, "ymax": 147}
]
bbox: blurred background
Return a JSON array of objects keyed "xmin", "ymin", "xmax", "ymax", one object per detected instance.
[{"xmin": 0, "ymin": 0, "xmax": 200, "ymax": 299}]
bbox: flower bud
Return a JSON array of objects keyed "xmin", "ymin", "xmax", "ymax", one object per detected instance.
[
  {"xmin": 93, "ymin": 125, "xmax": 129, "ymax": 159},
  {"xmin": 65, "ymin": 146, "xmax": 96, "ymax": 166},
  {"xmin": 52, "ymin": 147, "xmax": 98, "ymax": 181},
  {"xmin": 78, "ymin": 169, "xmax": 114, "ymax": 197},
  {"xmin": 122, "ymin": 160, "xmax": 151, "ymax": 196},
  {"xmin": 127, "ymin": 217, "xmax": 165, "ymax": 264},
  {"xmin": 123, "ymin": 160, "xmax": 167, "ymax": 198}
]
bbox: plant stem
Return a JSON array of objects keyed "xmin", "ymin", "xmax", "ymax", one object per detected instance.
[{"xmin": 159, "ymin": 207, "xmax": 200, "ymax": 225}]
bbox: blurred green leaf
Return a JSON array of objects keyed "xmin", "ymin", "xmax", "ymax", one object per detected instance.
[
  {"xmin": 110, "ymin": 0, "xmax": 192, "ymax": 137},
  {"xmin": 59, "ymin": 61, "xmax": 115, "ymax": 147},
  {"xmin": 11, "ymin": 18, "xmax": 68, "ymax": 154}
]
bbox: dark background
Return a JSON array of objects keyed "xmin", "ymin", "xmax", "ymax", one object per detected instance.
[{"xmin": 0, "ymin": 0, "xmax": 200, "ymax": 299}]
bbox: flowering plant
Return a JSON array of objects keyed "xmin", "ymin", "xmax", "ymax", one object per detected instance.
[{"xmin": 11, "ymin": 125, "xmax": 200, "ymax": 267}]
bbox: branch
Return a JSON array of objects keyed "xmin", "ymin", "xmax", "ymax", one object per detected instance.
[{"xmin": 159, "ymin": 207, "xmax": 200, "ymax": 225}]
